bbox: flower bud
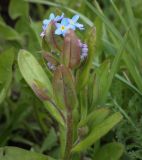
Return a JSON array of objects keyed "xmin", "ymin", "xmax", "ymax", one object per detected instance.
[
  {"xmin": 78, "ymin": 126, "xmax": 89, "ymax": 139},
  {"xmin": 42, "ymin": 21, "xmax": 63, "ymax": 52},
  {"xmin": 62, "ymin": 30, "xmax": 81, "ymax": 69},
  {"xmin": 53, "ymin": 65, "xmax": 78, "ymax": 110},
  {"xmin": 43, "ymin": 52, "xmax": 59, "ymax": 71}
]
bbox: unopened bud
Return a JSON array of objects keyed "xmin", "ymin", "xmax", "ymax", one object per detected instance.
[
  {"xmin": 43, "ymin": 52, "xmax": 59, "ymax": 71},
  {"xmin": 53, "ymin": 65, "xmax": 78, "ymax": 110},
  {"xmin": 42, "ymin": 21, "xmax": 63, "ymax": 52},
  {"xmin": 62, "ymin": 30, "xmax": 81, "ymax": 69},
  {"xmin": 78, "ymin": 126, "xmax": 89, "ymax": 138}
]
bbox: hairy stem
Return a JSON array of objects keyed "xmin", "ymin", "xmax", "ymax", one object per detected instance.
[{"xmin": 63, "ymin": 107, "xmax": 73, "ymax": 160}]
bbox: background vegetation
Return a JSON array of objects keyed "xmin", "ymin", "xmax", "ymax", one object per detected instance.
[{"xmin": 0, "ymin": 0, "xmax": 142, "ymax": 159}]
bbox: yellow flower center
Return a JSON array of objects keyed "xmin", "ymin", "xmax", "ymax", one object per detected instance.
[{"xmin": 61, "ymin": 26, "xmax": 65, "ymax": 30}]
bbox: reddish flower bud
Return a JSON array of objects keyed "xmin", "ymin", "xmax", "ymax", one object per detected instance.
[
  {"xmin": 62, "ymin": 30, "xmax": 81, "ymax": 69},
  {"xmin": 43, "ymin": 52, "xmax": 59, "ymax": 71},
  {"xmin": 42, "ymin": 21, "xmax": 63, "ymax": 52},
  {"xmin": 53, "ymin": 65, "xmax": 78, "ymax": 110}
]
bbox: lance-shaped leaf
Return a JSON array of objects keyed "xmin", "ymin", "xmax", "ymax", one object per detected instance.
[
  {"xmin": 72, "ymin": 112, "xmax": 122, "ymax": 152},
  {"xmin": 18, "ymin": 50, "xmax": 65, "ymax": 126},
  {"xmin": 42, "ymin": 22, "xmax": 63, "ymax": 52},
  {"xmin": 62, "ymin": 30, "xmax": 81, "ymax": 69},
  {"xmin": 92, "ymin": 60, "xmax": 110, "ymax": 105},
  {"xmin": 18, "ymin": 49, "xmax": 53, "ymax": 100},
  {"xmin": 53, "ymin": 65, "xmax": 78, "ymax": 110},
  {"xmin": 78, "ymin": 108, "xmax": 110, "ymax": 128},
  {"xmin": 0, "ymin": 146, "xmax": 55, "ymax": 160}
]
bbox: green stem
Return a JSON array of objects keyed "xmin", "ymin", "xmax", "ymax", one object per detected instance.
[{"xmin": 63, "ymin": 107, "xmax": 73, "ymax": 160}]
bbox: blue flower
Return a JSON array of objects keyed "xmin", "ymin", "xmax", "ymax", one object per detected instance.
[
  {"xmin": 41, "ymin": 13, "xmax": 64, "ymax": 37},
  {"xmin": 55, "ymin": 18, "xmax": 69, "ymax": 36},
  {"xmin": 67, "ymin": 15, "xmax": 84, "ymax": 30}
]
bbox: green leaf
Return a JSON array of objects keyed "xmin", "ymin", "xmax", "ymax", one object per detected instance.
[
  {"xmin": 94, "ymin": 142, "xmax": 124, "ymax": 160},
  {"xmin": 94, "ymin": 17, "xmax": 103, "ymax": 57},
  {"xmin": 18, "ymin": 49, "xmax": 53, "ymax": 99},
  {"xmin": 72, "ymin": 112, "xmax": 122, "ymax": 152},
  {"xmin": 0, "ymin": 147, "xmax": 55, "ymax": 160},
  {"xmin": 93, "ymin": 60, "xmax": 110, "ymax": 105},
  {"xmin": 15, "ymin": 17, "xmax": 41, "ymax": 53},
  {"xmin": 18, "ymin": 49, "xmax": 65, "ymax": 126},
  {"xmin": 0, "ymin": 48, "xmax": 15, "ymax": 104},
  {"xmin": 9, "ymin": 0, "xmax": 29, "ymax": 19},
  {"xmin": 0, "ymin": 103, "xmax": 31, "ymax": 145},
  {"xmin": 124, "ymin": 0, "xmax": 139, "ymax": 43},
  {"xmin": 0, "ymin": 21, "xmax": 21, "ymax": 41},
  {"xmin": 93, "ymin": 33, "xmax": 128, "ymax": 105},
  {"xmin": 123, "ymin": 52, "xmax": 142, "ymax": 91},
  {"xmin": 40, "ymin": 128, "xmax": 57, "ymax": 153},
  {"xmin": 78, "ymin": 108, "xmax": 110, "ymax": 127},
  {"xmin": 87, "ymin": 108, "xmax": 110, "ymax": 128}
]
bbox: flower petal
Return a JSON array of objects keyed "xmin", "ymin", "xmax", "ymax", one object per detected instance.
[
  {"xmin": 68, "ymin": 24, "xmax": 76, "ymax": 30},
  {"xmin": 60, "ymin": 13, "xmax": 64, "ymax": 19},
  {"xmin": 61, "ymin": 18, "xmax": 69, "ymax": 26},
  {"xmin": 55, "ymin": 16, "xmax": 60, "ymax": 21},
  {"xmin": 40, "ymin": 31, "xmax": 45, "ymax": 37},
  {"xmin": 72, "ymin": 15, "xmax": 79, "ymax": 22},
  {"xmin": 42, "ymin": 24, "xmax": 47, "ymax": 30},
  {"xmin": 55, "ymin": 28, "xmax": 62, "ymax": 35},
  {"xmin": 43, "ymin": 19, "xmax": 50, "ymax": 25},
  {"xmin": 55, "ymin": 23, "xmax": 61, "ymax": 28},
  {"xmin": 49, "ymin": 13, "xmax": 55, "ymax": 20},
  {"xmin": 82, "ymin": 48, "xmax": 88, "ymax": 52},
  {"xmin": 54, "ymin": 13, "xmax": 64, "ymax": 21},
  {"xmin": 75, "ymin": 23, "xmax": 84, "ymax": 30},
  {"xmin": 62, "ymin": 30, "xmax": 67, "ymax": 36}
]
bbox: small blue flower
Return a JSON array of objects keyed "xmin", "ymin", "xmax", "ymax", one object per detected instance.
[
  {"xmin": 55, "ymin": 18, "xmax": 69, "ymax": 36},
  {"xmin": 41, "ymin": 13, "xmax": 64, "ymax": 37},
  {"xmin": 67, "ymin": 15, "xmax": 84, "ymax": 30}
]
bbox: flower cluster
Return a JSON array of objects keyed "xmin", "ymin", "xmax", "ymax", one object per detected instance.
[
  {"xmin": 41, "ymin": 13, "xmax": 84, "ymax": 37},
  {"xmin": 41, "ymin": 13, "xmax": 88, "ymax": 71}
]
